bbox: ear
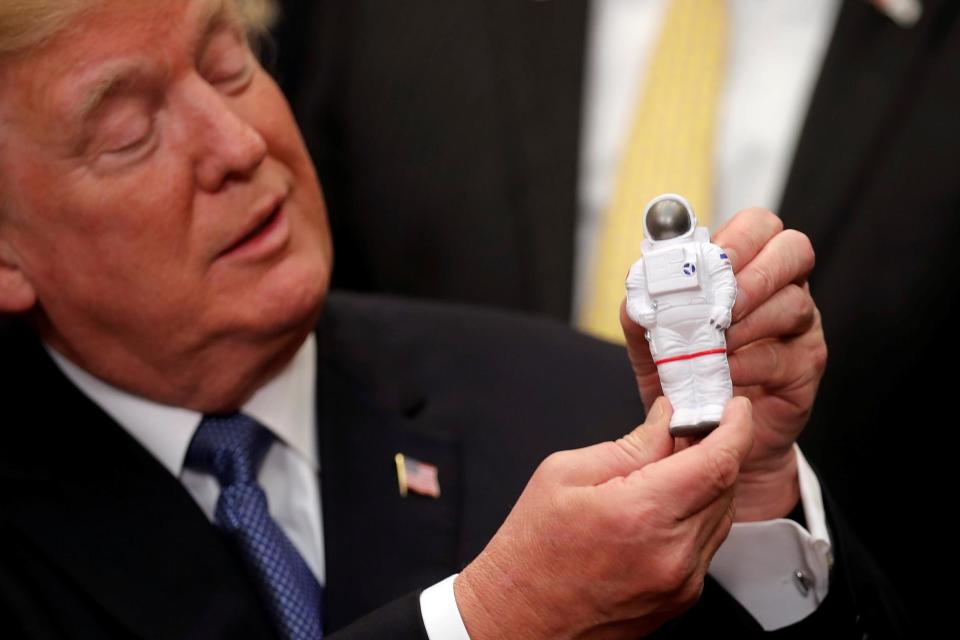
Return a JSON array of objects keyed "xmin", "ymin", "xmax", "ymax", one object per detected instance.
[{"xmin": 0, "ymin": 237, "xmax": 36, "ymax": 313}]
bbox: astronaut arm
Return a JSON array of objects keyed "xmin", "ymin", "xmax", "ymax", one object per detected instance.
[
  {"xmin": 624, "ymin": 259, "xmax": 657, "ymax": 327},
  {"xmin": 705, "ymin": 244, "xmax": 737, "ymax": 329}
]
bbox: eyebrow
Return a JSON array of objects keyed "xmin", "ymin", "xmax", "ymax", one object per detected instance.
[
  {"xmin": 71, "ymin": 0, "xmax": 232, "ymax": 126},
  {"xmin": 72, "ymin": 60, "xmax": 145, "ymax": 126}
]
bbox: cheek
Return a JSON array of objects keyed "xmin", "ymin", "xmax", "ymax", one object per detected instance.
[
  {"xmin": 6, "ymin": 152, "xmax": 197, "ymax": 304},
  {"xmin": 0, "ymin": 165, "xmax": 93, "ymax": 289}
]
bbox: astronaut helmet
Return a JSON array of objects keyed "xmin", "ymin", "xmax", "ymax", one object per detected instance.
[{"xmin": 642, "ymin": 193, "xmax": 698, "ymax": 242}]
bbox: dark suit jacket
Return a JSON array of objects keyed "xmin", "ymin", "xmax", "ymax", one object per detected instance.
[
  {"xmin": 1, "ymin": 295, "xmax": 905, "ymax": 638},
  {"xmin": 276, "ymin": 1, "xmax": 959, "ymax": 628}
]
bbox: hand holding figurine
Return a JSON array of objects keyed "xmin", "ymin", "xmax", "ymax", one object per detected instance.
[
  {"xmin": 456, "ymin": 397, "xmax": 754, "ymax": 640},
  {"xmin": 623, "ymin": 200, "xmax": 826, "ymax": 521}
]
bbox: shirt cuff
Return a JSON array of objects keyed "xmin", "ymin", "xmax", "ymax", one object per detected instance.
[
  {"xmin": 420, "ymin": 574, "xmax": 471, "ymax": 640},
  {"xmin": 708, "ymin": 444, "xmax": 833, "ymax": 630}
]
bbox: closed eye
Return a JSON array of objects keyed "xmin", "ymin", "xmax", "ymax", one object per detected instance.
[
  {"xmin": 86, "ymin": 95, "xmax": 157, "ymax": 160},
  {"xmin": 200, "ymin": 26, "xmax": 255, "ymax": 94}
]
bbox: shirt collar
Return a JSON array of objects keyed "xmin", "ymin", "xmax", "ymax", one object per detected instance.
[{"xmin": 46, "ymin": 335, "xmax": 318, "ymax": 476}]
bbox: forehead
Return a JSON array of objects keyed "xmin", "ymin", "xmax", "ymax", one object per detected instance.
[
  {"xmin": 9, "ymin": 0, "xmax": 230, "ymax": 69},
  {"xmin": 0, "ymin": 0, "xmax": 232, "ymax": 133}
]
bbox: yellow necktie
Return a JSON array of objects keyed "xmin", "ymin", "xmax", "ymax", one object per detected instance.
[{"xmin": 579, "ymin": 0, "xmax": 728, "ymax": 342}]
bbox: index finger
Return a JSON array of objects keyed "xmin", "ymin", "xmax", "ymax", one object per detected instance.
[
  {"xmin": 729, "ymin": 229, "xmax": 815, "ymax": 321},
  {"xmin": 711, "ymin": 208, "xmax": 783, "ymax": 273},
  {"xmin": 629, "ymin": 397, "xmax": 754, "ymax": 521}
]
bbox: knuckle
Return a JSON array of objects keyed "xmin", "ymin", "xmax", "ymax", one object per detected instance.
[
  {"xmin": 725, "ymin": 500, "xmax": 738, "ymax": 531},
  {"xmin": 651, "ymin": 553, "xmax": 694, "ymax": 595},
  {"xmin": 784, "ymin": 284, "xmax": 815, "ymax": 327},
  {"xmin": 706, "ymin": 445, "xmax": 741, "ymax": 492},
  {"xmin": 745, "ymin": 208, "xmax": 786, "ymax": 241},
  {"xmin": 615, "ymin": 431, "xmax": 650, "ymax": 466},
  {"xmin": 798, "ymin": 287, "xmax": 816, "ymax": 321},
  {"xmin": 766, "ymin": 211, "xmax": 786, "ymax": 235},
  {"xmin": 804, "ymin": 309, "xmax": 828, "ymax": 375},
  {"xmin": 782, "ymin": 229, "xmax": 816, "ymax": 271},
  {"xmin": 770, "ymin": 209, "xmax": 786, "ymax": 227},
  {"xmin": 744, "ymin": 206, "xmax": 782, "ymax": 230},
  {"xmin": 536, "ymin": 451, "xmax": 570, "ymax": 482},
  {"xmin": 763, "ymin": 340, "xmax": 784, "ymax": 379},
  {"xmin": 752, "ymin": 265, "xmax": 776, "ymax": 298},
  {"xmin": 813, "ymin": 340, "xmax": 828, "ymax": 375},
  {"xmin": 676, "ymin": 575, "xmax": 706, "ymax": 608}
]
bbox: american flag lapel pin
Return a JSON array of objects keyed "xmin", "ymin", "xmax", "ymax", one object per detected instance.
[{"xmin": 394, "ymin": 453, "xmax": 441, "ymax": 498}]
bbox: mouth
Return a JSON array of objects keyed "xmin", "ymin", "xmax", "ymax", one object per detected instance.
[{"xmin": 218, "ymin": 195, "xmax": 289, "ymax": 260}]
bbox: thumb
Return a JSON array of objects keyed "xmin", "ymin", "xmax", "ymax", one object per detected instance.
[
  {"xmin": 559, "ymin": 397, "xmax": 675, "ymax": 486},
  {"xmin": 628, "ymin": 397, "xmax": 754, "ymax": 520}
]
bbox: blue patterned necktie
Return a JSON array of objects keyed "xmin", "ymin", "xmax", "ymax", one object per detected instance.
[{"xmin": 185, "ymin": 413, "xmax": 323, "ymax": 639}]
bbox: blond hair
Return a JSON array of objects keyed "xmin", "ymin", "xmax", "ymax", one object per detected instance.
[{"xmin": 0, "ymin": 0, "xmax": 277, "ymax": 57}]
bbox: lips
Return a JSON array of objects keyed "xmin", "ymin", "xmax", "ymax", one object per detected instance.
[{"xmin": 218, "ymin": 193, "xmax": 287, "ymax": 260}]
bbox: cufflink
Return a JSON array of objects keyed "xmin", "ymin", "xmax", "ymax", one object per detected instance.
[{"xmin": 793, "ymin": 569, "xmax": 814, "ymax": 597}]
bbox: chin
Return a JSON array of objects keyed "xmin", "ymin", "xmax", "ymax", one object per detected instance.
[{"xmin": 249, "ymin": 252, "xmax": 330, "ymax": 341}]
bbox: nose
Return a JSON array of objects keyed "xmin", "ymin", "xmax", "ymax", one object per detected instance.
[{"xmin": 183, "ymin": 76, "xmax": 268, "ymax": 192}]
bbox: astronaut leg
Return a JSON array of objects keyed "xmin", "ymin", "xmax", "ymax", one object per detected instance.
[
  {"xmin": 656, "ymin": 359, "xmax": 698, "ymax": 431},
  {"xmin": 681, "ymin": 316, "xmax": 732, "ymax": 429},
  {"xmin": 691, "ymin": 352, "xmax": 733, "ymax": 427},
  {"xmin": 650, "ymin": 322, "xmax": 700, "ymax": 433}
]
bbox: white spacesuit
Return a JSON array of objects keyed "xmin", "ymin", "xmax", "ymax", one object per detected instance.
[{"xmin": 625, "ymin": 194, "xmax": 737, "ymax": 436}]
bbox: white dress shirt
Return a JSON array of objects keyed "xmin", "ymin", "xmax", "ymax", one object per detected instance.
[{"xmin": 48, "ymin": 337, "xmax": 327, "ymax": 584}]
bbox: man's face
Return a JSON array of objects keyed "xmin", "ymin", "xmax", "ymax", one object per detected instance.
[{"xmin": 0, "ymin": 0, "xmax": 332, "ymax": 410}]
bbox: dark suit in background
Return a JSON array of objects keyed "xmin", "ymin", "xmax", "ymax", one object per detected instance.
[
  {"xmin": 274, "ymin": 1, "xmax": 959, "ymax": 629},
  {"xmin": 1, "ymin": 295, "xmax": 906, "ymax": 638}
]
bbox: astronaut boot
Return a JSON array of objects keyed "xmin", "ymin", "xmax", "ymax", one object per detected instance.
[
  {"xmin": 669, "ymin": 407, "xmax": 701, "ymax": 437},
  {"xmin": 694, "ymin": 404, "xmax": 725, "ymax": 434}
]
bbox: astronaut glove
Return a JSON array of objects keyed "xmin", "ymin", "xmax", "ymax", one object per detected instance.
[
  {"xmin": 709, "ymin": 306, "xmax": 732, "ymax": 330},
  {"xmin": 637, "ymin": 310, "xmax": 657, "ymax": 328}
]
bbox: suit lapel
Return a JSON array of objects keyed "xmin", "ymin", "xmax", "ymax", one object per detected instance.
[
  {"xmin": 315, "ymin": 301, "xmax": 462, "ymax": 633},
  {"xmin": 479, "ymin": 0, "xmax": 589, "ymax": 318},
  {"xmin": 1, "ymin": 326, "xmax": 277, "ymax": 639},
  {"xmin": 779, "ymin": 0, "xmax": 944, "ymax": 258}
]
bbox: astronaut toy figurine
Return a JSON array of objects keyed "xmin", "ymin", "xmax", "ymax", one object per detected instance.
[{"xmin": 625, "ymin": 194, "xmax": 737, "ymax": 437}]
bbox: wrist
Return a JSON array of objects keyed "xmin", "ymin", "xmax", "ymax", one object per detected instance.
[
  {"xmin": 734, "ymin": 449, "xmax": 800, "ymax": 522},
  {"xmin": 453, "ymin": 569, "xmax": 499, "ymax": 640},
  {"xmin": 454, "ymin": 554, "xmax": 552, "ymax": 640}
]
